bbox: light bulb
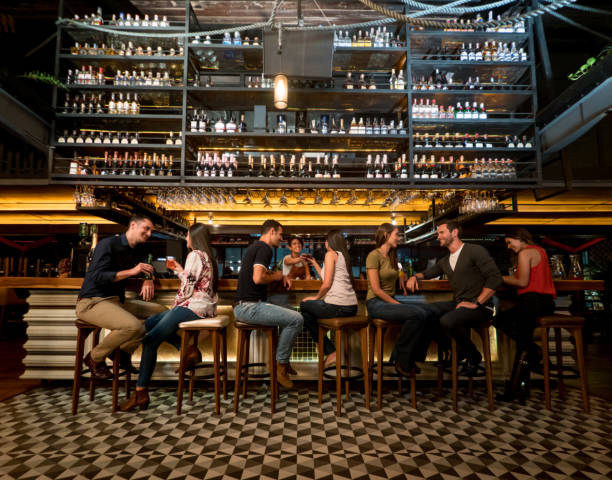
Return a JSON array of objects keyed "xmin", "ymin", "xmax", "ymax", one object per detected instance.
[{"xmin": 273, "ymin": 74, "xmax": 288, "ymax": 109}]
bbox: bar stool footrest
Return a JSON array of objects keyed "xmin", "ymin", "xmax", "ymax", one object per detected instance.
[
  {"xmin": 369, "ymin": 361, "xmax": 401, "ymax": 380},
  {"xmin": 323, "ymin": 365, "xmax": 364, "ymax": 381}
]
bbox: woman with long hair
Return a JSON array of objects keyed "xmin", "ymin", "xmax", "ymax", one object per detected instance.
[
  {"xmin": 120, "ymin": 223, "xmax": 219, "ymax": 411},
  {"xmin": 365, "ymin": 223, "xmax": 436, "ymax": 375},
  {"xmin": 494, "ymin": 227, "xmax": 556, "ymax": 403},
  {"xmin": 300, "ymin": 229, "xmax": 358, "ymax": 368},
  {"xmin": 283, "ymin": 236, "xmax": 311, "ymax": 280}
]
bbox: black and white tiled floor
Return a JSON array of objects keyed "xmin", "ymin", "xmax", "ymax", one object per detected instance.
[{"xmin": 1, "ymin": 383, "xmax": 611, "ymax": 479}]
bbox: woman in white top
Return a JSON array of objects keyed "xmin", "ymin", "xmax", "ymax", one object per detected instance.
[
  {"xmin": 300, "ymin": 230, "xmax": 358, "ymax": 367},
  {"xmin": 283, "ymin": 236, "xmax": 311, "ymax": 280}
]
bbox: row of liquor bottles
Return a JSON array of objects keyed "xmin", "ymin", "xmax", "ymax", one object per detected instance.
[
  {"xmin": 442, "ymin": 11, "xmax": 526, "ymax": 33},
  {"xmin": 412, "ymin": 99, "xmax": 488, "ymax": 119},
  {"xmin": 420, "ymin": 41, "xmax": 527, "ymax": 62},
  {"xmin": 66, "ymin": 67, "xmax": 176, "ymax": 87},
  {"xmin": 188, "ymin": 111, "xmax": 408, "ymax": 136},
  {"xmin": 72, "ymin": 10, "xmax": 171, "ymax": 27},
  {"xmin": 342, "ymin": 70, "xmax": 406, "ymax": 90},
  {"xmin": 411, "ymin": 155, "xmax": 517, "ymax": 179},
  {"xmin": 192, "ymin": 31, "xmax": 260, "ymax": 46},
  {"xmin": 67, "ymin": 152, "xmax": 175, "ymax": 176},
  {"xmin": 69, "ymin": 42, "xmax": 183, "ymax": 57},
  {"xmin": 333, "ymin": 26, "xmax": 403, "ymax": 48},
  {"xmin": 56, "ymin": 130, "xmax": 182, "ymax": 145},
  {"xmin": 413, "ymin": 71, "xmax": 513, "ymax": 90},
  {"xmin": 414, "ymin": 133, "xmax": 532, "ymax": 149},
  {"xmin": 60, "ymin": 93, "xmax": 143, "ymax": 115}
]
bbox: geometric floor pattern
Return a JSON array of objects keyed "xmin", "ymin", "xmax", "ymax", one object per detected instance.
[{"xmin": 1, "ymin": 383, "xmax": 611, "ymax": 480}]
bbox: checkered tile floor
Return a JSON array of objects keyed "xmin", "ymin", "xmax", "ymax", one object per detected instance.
[{"xmin": 1, "ymin": 383, "xmax": 611, "ymax": 479}]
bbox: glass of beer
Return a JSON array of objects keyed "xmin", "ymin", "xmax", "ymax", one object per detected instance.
[{"xmin": 166, "ymin": 256, "xmax": 176, "ymax": 270}]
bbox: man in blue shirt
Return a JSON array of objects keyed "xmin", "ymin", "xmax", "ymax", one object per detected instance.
[{"xmin": 76, "ymin": 215, "xmax": 166, "ymax": 379}]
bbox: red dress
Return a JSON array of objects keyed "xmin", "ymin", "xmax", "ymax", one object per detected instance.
[{"xmin": 517, "ymin": 245, "xmax": 556, "ymax": 298}]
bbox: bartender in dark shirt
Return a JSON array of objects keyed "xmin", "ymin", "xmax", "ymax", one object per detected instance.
[
  {"xmin": 75, "ymin": 215, "xmax": 166, "ymax": 379},
  {"xmin": 406, "ymin": 221, "xmax": 502, "ymax": 376}
]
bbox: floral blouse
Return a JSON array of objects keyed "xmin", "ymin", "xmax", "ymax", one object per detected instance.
[{"xmin": 172, "ymin": 250, "xmax": 218, "ymax": 318}]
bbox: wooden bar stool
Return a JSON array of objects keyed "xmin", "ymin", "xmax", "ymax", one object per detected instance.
[
  {"xmin": 368, "ymin": 318, "xmax": 410, "ymax": 409},
  {"xmin": 176, "ymin": 315, "xmax": 230, "ymax": 415},
  {"xmin": 369, "ymin": 318, "xmax": 446, "ymax": 410},
  {"xmin": 233, "ymin": 321, "xmax": 279, "ymax": 414},
  {"xmin": 450, "ymin": 321, "xmax": 494, "ymax": 412},
  {"xmin": 537, "ymin": 314, "xmax": 589, "ymax": 413},
  {"xmin": 72, "ymin": 322, "xmax": 131, "ymax": 414},
  {"xmin": 317, "ymin": 315, "xmax": 370, "ymax": 416}
]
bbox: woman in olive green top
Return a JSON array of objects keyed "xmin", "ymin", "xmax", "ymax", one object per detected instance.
[{"xmin": 366, "ymin": 223, "xmax": 437, "ymax": 375}]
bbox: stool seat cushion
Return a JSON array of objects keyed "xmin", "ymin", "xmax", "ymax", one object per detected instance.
[
  {"xmin": 536, "ymin": 315, "xmax": 585, "ymax": 327},
  {"xmin": 319, "ymin": 315, "xmax": 369, "ymax": 329},
  {"xmin": 234, "ymin": 321, "xmax": 277, "ymax": 330},
  {"xmin": 179, "ymin": 315, "xmax": 230, "ymax": 329},
  {"xmin": 370, "ymin": 317, "xmax": 402, "ymax": 328}
]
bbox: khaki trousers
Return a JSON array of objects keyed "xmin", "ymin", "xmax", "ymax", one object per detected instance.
[{"xmin": 75, "ymin": 296, "xmax": 167, "ymax": 362}]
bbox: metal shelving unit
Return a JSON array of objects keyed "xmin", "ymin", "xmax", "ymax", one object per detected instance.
[{"xmin": 50, "ymin": 0, "xmax": 541, "ymax": 189}]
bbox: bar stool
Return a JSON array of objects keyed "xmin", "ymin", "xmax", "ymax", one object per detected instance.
[
  {"xmin": 176, "ymin": 315, "xmax": 230, "ymax": 415},
  {"xmin": 369, "ymin": 318, "xmax": 446, "ymax": 410},
  {"xmin": 72, "ymin": 322, "xmax": 131, "ymax": 414},
  {"xmin": 233, "ymin": 321, "xmax": 279, "ymax": 414},
  {"xmin": 450, "ymin": 321, "xmax": 494, "ymax": 412},
  {"xmin": 317, "ymin": 315, "xmax": 370, "ymax": 416},
  {"xmin": 537, "ymin": 314, "xmax": 589, "ymax": 413},
  {"xmin": 368, "ymin": 318, "xmax": 411, "ymax": 409}
]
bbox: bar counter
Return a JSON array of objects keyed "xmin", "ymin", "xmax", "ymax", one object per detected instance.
[{"xmin": 0, "ymin": 278, "xmax": 604, "ymax": 380}]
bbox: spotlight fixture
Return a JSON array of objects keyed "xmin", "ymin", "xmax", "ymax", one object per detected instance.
[
  {"xmin": 314, "ymin": 190, "xmax": 323, "ymax": 205},
  {"xmin": 279, "ymin": 190, "xmax": 288, "ymax": 207},
  {"xmin": 296, "ymin": 191, "xmax": 305, "ymax": 205},
  {"xmin": 208, "ymin": 213, "xmax": 213, "ymax": 225},
  {"xmin": 329, "ymin": 191, "xmax": 339, "ymax": 205},
  {"xmin": 391, "ymin": 213, "xmax": 397, "ymax": 226},
  {"xmin": 262, "ymin": 192, "xmax": 271, "ymax": 207}
]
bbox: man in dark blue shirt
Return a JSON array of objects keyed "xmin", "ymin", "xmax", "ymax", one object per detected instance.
[{"xmin": 76, "ymin": 215, "xmax": 166, "ymax": 379}]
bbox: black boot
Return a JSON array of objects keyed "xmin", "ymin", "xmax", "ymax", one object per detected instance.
[{"xmin": 496, "ymin": 350, "xmax": 529, "ymax": 403}]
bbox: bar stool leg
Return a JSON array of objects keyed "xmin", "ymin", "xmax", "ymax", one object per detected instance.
[
  {"xmin": 541, "ymin": 326, "xmax": 552, "ymax": 410},
  {"xmin": 317, "ymin": 326, "xmax": 325, "ymax": 405},
  {"xmin": 335, "ymin": 329, "xmax": 342, "ymax": 416},
  {"xmin": 89, "ymin": 328, "xmax": 100, "ymax": 401},
  {"xmin": 452, "ymin": 339, "xmax": 458, "ymax": 412},
  {"xmin": 344, "ymin": 330, "xmax": 351, "ymax": 400},
  {"xmin": 554, "ymin": 327, "xmax": 566, "ymax": 398},
  {"xmin": 112, "ymin": 349, "xmax": 120, "ymax": 413},
  {"xmin": 359, "ymin": 326, "xmax": 370, "ymax": 410},
  {"xmin": 482, "ymin": 327, "xmax": 494, "ymax": 411},
  {"xmin": 212, "ymin": 330, "xmax": 220, "ymax": 414},
  {"xmin": 376, "ymin": 326, "xmax": 383, "ymax": 410},
  {"xmin": 72, "ymin": 327, "xmax": 87, "ymax": 415},
  {"xmin": 266, "ymin": 329, "xmax": 276, "ymax": 414},
  {"xmin": 410, "ymin": 372, "xmax": 417, "ymax": 409},
  {"xmin": 242, "ymin": 331, "xmax": 251, "ymax": 398},
  {"xmin": 437, "ymin": 343, "xmax": 444, "ymax": 398},
  {"xmin": 188, "ymin": 332, "xmax": 197, "ymax": 402},
  {"xmin": 177, "ymin": 330, "xmax": 188, "ymax": 415},
  {"xmin": 233, "ymin": 329, "xmax": 245, "ymax": 414},
  {"xmin": 272, "ymin": 328, "xmax": 279, "ymax": 402},
  {"xmin": 573, "ymin": 327, "xmax": 590, "ymax": 413},
  {"xmin": 221, "ymin": 328, "xmax": 228, "ymax": 400}
]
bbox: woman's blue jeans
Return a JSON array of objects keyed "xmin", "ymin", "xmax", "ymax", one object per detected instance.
[{"xmin": 137, "ymin": 306, "xmax": 200, "ymax": 387}]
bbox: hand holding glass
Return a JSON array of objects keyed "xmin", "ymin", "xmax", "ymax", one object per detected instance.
[{"xmin": 166, "ymin": 256, "xmax": 177, "ymax": 270}]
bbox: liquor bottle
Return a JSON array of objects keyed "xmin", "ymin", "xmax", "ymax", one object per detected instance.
[
  {"xmin": 374, "ymin": 154, "xmax": 382, "ymax": 179},
  {"xmin": 214, "ymin": 117, "xmax": 225, "ymax": 133},
  {"xmin": 343, "ymin": 72, "xmax": 354, "ymax": 89},
  {"xmin": 379, "ymin": 118, "xmax": 387, "ymax": 135},
  {"xmin": 429, "ymin": 155, "xmax": 439, "ymax": 179},
  {"xmin": 238, "ymin": 113, "xmax": 247, "ymax": 132},
  {"xmin": 516, "ymin": 136, "xmax": 524, "ymax": 148},
  {"xmin": 226, "ymin": 115, "xmax": 237, "ymax": 133},
  {"xmin": 322, "ymin": 155, "xmax": 331, "ymax": 178},
  {"xmin": 382, "ymin": 154, "xmax": 391, "ymax": 179},
  {"xmin": 396, "ymin": 70, "xmax": 405, "ymax": 89},
  {"xmin": 389, "ymin": 68, "xmax": 397, "ymax": 89},
  {"xmin": 439, "ymin": 156, "xmax": 449, "ymax": 179},
  {"xmin": 310, "ymin": 119, "xmax": 318, "ymax": 134},
  {"xmin": 190, "ymin": 110, "xmax": 199, "ymax": 132},
  {"xmin": 296, "ymin": 111, "xmax": 307, "ymax": 134},
  {"xmin": 331, "ymin": 154, "xmax": 340, "ymax": 178},
  {"xmin": 365, "ymin": 117, "xmax": 373, "ymax": 135},
  {"xmin": 289, "ymin": 154, "xmax": 297, "ymax": 177},
  {"xmin": 400, "ymin": 154, "xmax": 408, "ymax": 179},
  {"xmin": 506, "ymin": 135, "xmax": 515, "ymax": 148},
  {"xmin": 413, "ymin": 154, "xmax": 421, "ymax": 179},
  {"xmin": 358, "ymin": 73, "xmax": 367, "ymax": 89},
  {"xmin": 365, "ymin": 154, "xmax": 373, "ymax": 179},
  {"xmin": 523, "ymin": 135, "xmax": 532, "ymax": 148}
]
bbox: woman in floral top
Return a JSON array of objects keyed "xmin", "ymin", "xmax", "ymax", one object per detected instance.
[{"xmin": 121, "ymin": 223, "xmax": 218, "ymax": 411}]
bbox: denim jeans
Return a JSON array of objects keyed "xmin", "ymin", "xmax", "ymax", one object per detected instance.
[
  {"xmin": 366, "ymin": 297, "xmax": 435, "ymax": 368},
  {"xmin": 233, "ymin": 301, "xmax": 304, "ymax": 364},
  {"xmin": 137, "ymin": 306, "xmax": 200, "ymax": 387},
  {"xmin": 299, "ymin": 300, "xmax": 358, "ymax": 356}
]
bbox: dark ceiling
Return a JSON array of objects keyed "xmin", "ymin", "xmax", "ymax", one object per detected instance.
[{"xmin": 0, "ymin": 0, "xmax": 610, "ymax": 118}]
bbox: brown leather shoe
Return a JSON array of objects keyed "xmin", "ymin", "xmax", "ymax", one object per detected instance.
[
  {"xmin": 119, "ymin": 389, "xmax": 150, "ymax": 412},
  {"xmin": 176, "ymin": 346, "xmax": 202, "ymax": 373},
  {"xmin": 276, "ymin": 362, "xmax": 294, "ymax": 389},
  {"xmin": 84, "ymin": 352, "xmax": 112, "ymax": 380},
  {"xmin": 287, "ymin": 363, "xmax": 298, "ymax": 375}
]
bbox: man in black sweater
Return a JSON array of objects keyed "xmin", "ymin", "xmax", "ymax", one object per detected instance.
[{"xmin": 406, "ymin": 221, "xmax": 502, "ymax": 376}]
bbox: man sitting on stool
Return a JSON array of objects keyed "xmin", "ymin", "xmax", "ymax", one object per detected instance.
[
  {"xmin": 406, "ymin": 221, "xmax": 502, "ymax": 376},
  {"xmin": 75, "ymin": 215, "xmax": 166, "ymax": 380}
]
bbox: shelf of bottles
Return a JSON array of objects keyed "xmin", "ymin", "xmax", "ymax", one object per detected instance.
[{"xmin": 50, "ymin": 1, "xmax": 540, "ymax": 187}]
